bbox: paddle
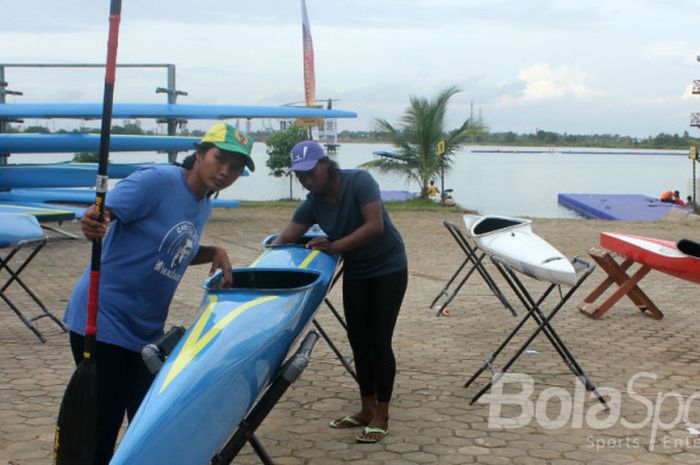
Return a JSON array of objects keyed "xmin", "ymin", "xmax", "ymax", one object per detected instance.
[{"xmin": 53, "ymin": 1, "xmax": 122, "ymax": 464}]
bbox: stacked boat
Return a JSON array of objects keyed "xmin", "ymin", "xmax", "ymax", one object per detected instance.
[{"xmin": 0, "ymin": 102, "xmax": 358, "ymax": 221}]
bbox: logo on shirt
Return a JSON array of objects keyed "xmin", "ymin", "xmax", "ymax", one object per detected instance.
[{"xmin": 154, "ymin": 221, "xmax": 199, "ymax": 281}]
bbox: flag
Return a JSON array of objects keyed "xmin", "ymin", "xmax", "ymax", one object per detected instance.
[{"xmin": 301, "ymin": 0, "xmax": 316, "ymax": 108}]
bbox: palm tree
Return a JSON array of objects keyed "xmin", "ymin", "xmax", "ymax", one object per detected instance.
[{"xmin": 361, "ymin": 85, "xmax": 486, "ymax": 199}]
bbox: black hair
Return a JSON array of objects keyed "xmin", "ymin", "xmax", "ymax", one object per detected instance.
[
  {"xmin": 325, "ymin": 158, "xmax": 340, "ymax": 182},
  {"xmin": 175, "ymin": 142, "xmax": 217, "ymax": 170}
]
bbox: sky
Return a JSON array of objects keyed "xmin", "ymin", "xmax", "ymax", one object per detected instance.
[{"xmin": 2, "ymin": 0, "xmax": 700, "ymax": 137}]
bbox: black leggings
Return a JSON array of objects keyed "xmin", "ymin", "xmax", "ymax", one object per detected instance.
[
  {"xmin": 342, "ymin": 268, "xmax": 408, "ymax": 403},
  {"xmin": 69, "ymin": 332, "xmax": 154, "ymax": 465}
]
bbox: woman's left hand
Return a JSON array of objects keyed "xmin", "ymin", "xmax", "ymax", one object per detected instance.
[
  {"xmin": 210, "ymin": 246, "xmax": 233, "ymax": 288},
  {"xmin": 306, "ymin": 236, "xmax": 340, "ymax": 255}
]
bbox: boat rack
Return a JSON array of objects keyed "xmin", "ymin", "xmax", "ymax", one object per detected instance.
[
  {"xmin": 0, "ymin": 218, "xmax": 67, "ymax": 342},
  {"xmin": 430, "ymin": 220, "xmax": 516, "ymax": 317},
  {"xmin": 464, "ymin": 255, "xmax": 609, "ymax": 409},
  {"xmin": 313, "ymin": 263, "xmax": 357, "ymax": 381}
]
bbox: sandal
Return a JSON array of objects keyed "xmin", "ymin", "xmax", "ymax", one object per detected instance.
[
  {"xmin": 329, "ymin": 415, "xmax": 366, "ymax": 429},
  {"xmin": 356, "ymin": 426, "xmax": 388, "ymax": 443}
]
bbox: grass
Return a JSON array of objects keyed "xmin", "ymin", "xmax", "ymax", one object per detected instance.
[
  {"xmin": 238, "ymin": 197, "xmax": 471, "ymax": 213},
  {"xmin": 239, "ymin": 199, "xmax": 299, "ymax": 210}
]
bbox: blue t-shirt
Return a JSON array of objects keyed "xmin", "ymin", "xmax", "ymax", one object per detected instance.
[
  {"xmin": 292, "ymin": 169, "xmax": 407, "ymax": 279},
  {"xmin": 64, "ymin": 165, "xmax": 212, "ymax": 352}
]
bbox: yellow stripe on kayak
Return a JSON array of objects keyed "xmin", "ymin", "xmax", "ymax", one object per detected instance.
[
  {"xmin": 299, "ymin": 250, "xmax": 319, "ymax": 269},
  {"xmin": 160, "ymin": 294, "xmax": 280, "ymax": 393},
  {"xmin": 0, "ymin": 203, "xmax": 73, "ymax": 215}
]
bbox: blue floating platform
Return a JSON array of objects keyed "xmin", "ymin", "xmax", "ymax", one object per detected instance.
[
  {"xmin": 558, "ymin": 193, "xmax": 690, "ymax": 221},
  {"xmin": 380, "ymin": 190, "xmax": 417, "ymax": 202}
]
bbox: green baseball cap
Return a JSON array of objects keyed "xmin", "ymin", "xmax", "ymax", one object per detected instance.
[{"xmin": 200, "ymin": 123, "xmax": 255, "ymax": 171}]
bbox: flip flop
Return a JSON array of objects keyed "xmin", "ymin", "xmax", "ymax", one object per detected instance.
[
  {"xmin": 355, "ymin": 426, "xmax": 388, "ymax": 443},
  {"xmin": 329, "ymin": 415, "xmax": 365, "ymax": 429}
]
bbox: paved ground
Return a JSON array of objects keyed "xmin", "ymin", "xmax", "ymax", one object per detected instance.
[{"xmin": 2, "ymin": 207, "xmax": 700, "ymax": 465}]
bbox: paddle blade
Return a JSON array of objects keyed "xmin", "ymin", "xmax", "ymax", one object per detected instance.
[{"xmin": 53, "ymin": 357, "xmax": 98, "ymax": 465}]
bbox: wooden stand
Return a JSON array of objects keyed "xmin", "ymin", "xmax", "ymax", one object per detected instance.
[{"xmin": 578, "ymin": 247, "xmax": 664, "ymax": 319}]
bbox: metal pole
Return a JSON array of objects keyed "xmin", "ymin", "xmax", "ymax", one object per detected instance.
[
  {"xmin": 0, "ymin": 62, "xmax": 186, "ymax": 163},
  {"xmin": 440, "ymin": 156, "xmax": 445, "ymax": 206},
  {"xmin": 166, "ymin": 65, "xmax": 177, "ymax": 163},
  {"xmin": 693, "ymin": 157, "xmax": 697, "ymax": 209},
  {"xmin": 0, "ymin": 65, "xmax": 9, "ymax": 165}
]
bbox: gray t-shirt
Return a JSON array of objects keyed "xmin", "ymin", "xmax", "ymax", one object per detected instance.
[{"xmin": 292, "ymin": 169, "xmax": 407, "ymax": 279}]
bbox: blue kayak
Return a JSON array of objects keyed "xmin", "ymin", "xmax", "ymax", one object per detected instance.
[
  {"xmin": 0, "ymin": 163, "xmax": 169, "ymax": 189},
  {"xmin": 0, "ymin": 189, "xmax": 239, "ymax": 215},
  {"xmin": 0, "ymin": 202, "xmax": 76, "ymax": 223},
  {"xmin": 0, "ymin": 103, "xmax": 357, "ymax": 120},
  {"xmin": 0, "ymin": 213, "xmax": 44, "ymax": 248},
  {"xmin": 110, "ymin": 235, "xmax": 339, "ymax": 465},
  {"xmin": 0, "ymin": 133, "xmax": 199, "ymax": 154}
]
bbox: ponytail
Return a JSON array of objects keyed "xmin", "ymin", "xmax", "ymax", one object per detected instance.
[{"xmin": 178, "ymin": 153, "xmax": 197, "ymax": 169}]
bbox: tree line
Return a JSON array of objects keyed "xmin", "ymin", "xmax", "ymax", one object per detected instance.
[
  {"xmin": 9, "ymin": 123, "xmax": 700, "ymax": 150},
  {"xmin": 335, "ymin": 129, "xmax": 700, "ymax": 150}
]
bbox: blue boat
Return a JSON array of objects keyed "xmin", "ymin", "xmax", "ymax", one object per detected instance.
[
  {"xmin": 0, "ymin": 188, "xmax": 240, "ymax": 216},
  {"xmin": 0, "ymin": 102, "xmax": 357, "ymax": 120},
  {"xmin": 0, "ymin": 213, "xmax": 44, "ymax": 248},
  {"xmin": 0, "ymin": 133, "xmax": 199, "ymax": 154},
  {"xmin": 0, "ymin": 202, "xmax": 76, "ymax": 223},
  {"xmin": 372, "ymin": 150, "xmax": 407, "ymax": 161},
  {"xmin": 110, "ymin": 235, "xmax": 339, "ymax": 465},
  {"xmin": 0, "ymin": 163, "xmax": 169, "ymax": 189}
]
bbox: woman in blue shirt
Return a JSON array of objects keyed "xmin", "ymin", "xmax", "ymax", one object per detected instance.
[
  {"xmin": 64, "ymin": 123, "xmax": 254, "ymax": 464},
  {"xmin": 273, "ymin": 141, "xmax": 408, "ymax": 443}
]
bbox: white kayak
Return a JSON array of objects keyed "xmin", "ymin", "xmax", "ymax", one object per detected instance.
[{"xmin": 463, "ymin": 214, "xmax": 577, "ymax": 286}]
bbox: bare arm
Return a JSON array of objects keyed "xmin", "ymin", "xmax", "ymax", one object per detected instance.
[
  {"xmin": 306, "ymin": 200, "xmax": 384, "ymax": 255},
  {"xmin": 191, "ymin": 245, "xmax": 232, "ymax": 288},
  {"xmin": 271, "ymin": 222, "xmax": 310, "ymax": 245}
]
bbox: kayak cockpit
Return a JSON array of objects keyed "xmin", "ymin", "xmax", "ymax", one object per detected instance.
[
  {"xmin": 204, "ymin": 268, "xmax": 320, "ymax": 292},
  {"xmin": 472, "ymin": 216, "xmax": 527, "ymax": 235}
]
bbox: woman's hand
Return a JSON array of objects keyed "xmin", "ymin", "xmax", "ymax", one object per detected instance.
[
  {"xmin": 209, "ymin": 246, "xmax": 233, "ymax": 288},
  {"xmin": 80, "ymin": 204, "xmax": 111, "ymax": 240},
  {"xmin": 306, "ymin": 236, "xmax": 340, "ymax": 255}
]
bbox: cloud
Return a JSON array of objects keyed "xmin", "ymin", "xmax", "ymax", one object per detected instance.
[
  {"xmin": 497, "ymin": 63, "xmax": 601, "ymax": 104},
  {"xmin": 641, "ymin": 40, "xmax": 696, "ymax": 64}
]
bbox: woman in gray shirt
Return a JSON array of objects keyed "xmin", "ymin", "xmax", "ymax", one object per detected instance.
[{"xmin": 273, "ymin": 141, "xmax": 407, "ymax": 443}]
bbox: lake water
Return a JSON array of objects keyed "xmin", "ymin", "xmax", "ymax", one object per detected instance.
[
  {"xmin": 29, "ymin": 143, "xmax": 697, "ymax": 218},
  {"xmin": 221, "ymin": 143, "xmax": 695, "ymax": 218}
]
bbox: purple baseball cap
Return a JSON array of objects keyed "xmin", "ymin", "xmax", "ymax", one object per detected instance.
[{"xmin": 290, "ymin": 140, "xmax": 326, "ymax": 172}]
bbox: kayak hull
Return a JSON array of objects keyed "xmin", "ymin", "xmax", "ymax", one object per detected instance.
[
  {"xmin": 109, "ymin": 238, "xmax": 338, "ymax": 465},
  {"xmin": 0, "ymin": 134, "xmax": 199, "ymax": 154},
  {"xmin": 0, "ymin": 213, "xmax": 43, "ymax": 248},
  {"xmin": 464, "ymin": 214, "xmax": 577, "ymax": 286},
  {"xmin": 601, "ymin": 232, "xmax": 700, "ymax": 285},
  {"xmin": 0, "ymin": 163, "xmax": 167, "ymax": 189},
  {"xmin": 0, "ymin": 102, "xmax": 357, "ymax": 120}
]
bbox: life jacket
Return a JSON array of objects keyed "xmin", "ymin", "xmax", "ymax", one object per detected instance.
[{"xmin": 660, "ymin": 191, "xmax": 674, "ymax": 201}]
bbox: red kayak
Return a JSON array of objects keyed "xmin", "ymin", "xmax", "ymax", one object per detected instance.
[{"xmin": 601, "ymin": 232, "xmax": 700, "ymax": 285}]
